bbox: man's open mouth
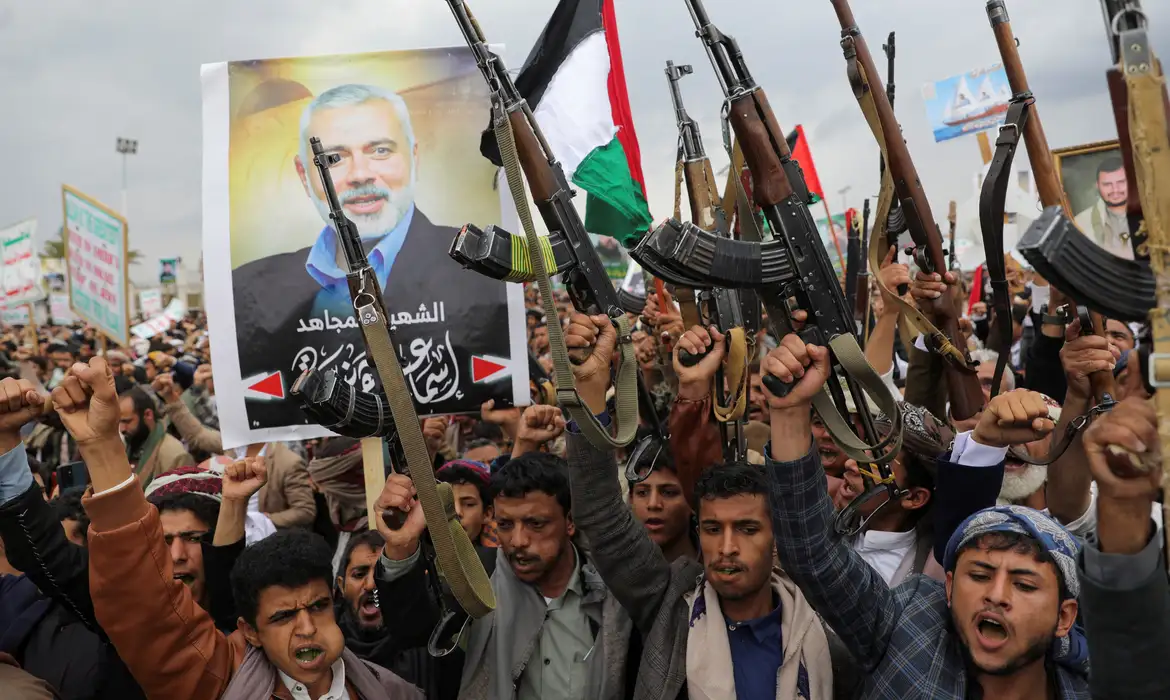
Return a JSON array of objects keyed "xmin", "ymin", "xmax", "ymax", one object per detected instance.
[
  {"xmin": 294, "ymin": 645, "xmax": 325, "ymax": 666},
  {"xmin": 975, "ymin": 613, "xmax": 1010, "ymax": 646},
  {"xmin": 358, "ymin": 594, "xmax": 380, "ymax": 618},
  {"xmin": 174, "ymin": 573, "xmax": 195, "ymax": 585}
]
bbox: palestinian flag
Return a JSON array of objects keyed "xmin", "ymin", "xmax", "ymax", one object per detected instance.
[
  {"xmin": 785, "ymin": 124, "xmax": 825, "ymax": 204},
  {"xmin": 480, "ymin": 0, "xmax": 652, "ymax": 247}
]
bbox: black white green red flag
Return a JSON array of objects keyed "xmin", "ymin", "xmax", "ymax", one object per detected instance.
[{"xmin": 481, "ymin": 0, "xmax": 652, "ymax": 247}]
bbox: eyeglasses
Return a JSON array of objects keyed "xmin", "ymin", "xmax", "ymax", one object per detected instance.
[{"xmin": 163, "ymin": 530, "xmax": 209, "ymax": 547}]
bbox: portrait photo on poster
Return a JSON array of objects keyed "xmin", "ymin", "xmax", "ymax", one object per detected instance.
[
  {"xmin": 201, "ymin": 45, "xmax": 528, "ymax": 449},
  {"xmin": 1053, "ymin": 139, "xmax": 1132, "ymax": 261}
]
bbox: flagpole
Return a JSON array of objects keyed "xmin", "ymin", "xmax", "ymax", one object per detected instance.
[{"xmin": 821, "ymin": 198, "xmax": 845, "ymax": 270}]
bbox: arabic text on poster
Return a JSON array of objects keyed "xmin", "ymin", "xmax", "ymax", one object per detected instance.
[{"xmin": 63, "ymin": 186, "xmax": 129, "ymax": 345}]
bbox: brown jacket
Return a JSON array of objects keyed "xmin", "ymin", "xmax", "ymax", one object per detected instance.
[
  {"xmin": 81, "ymin": 483, "xmax": 418, "ymax": 700},
  {"xmin": 135, "ymin": 431, "xmax": 195, "ymax": 487},
  {"xmin": 258, "ymin": 443, "xmax": 315, "ymax": 529},
  {"xmin": 164, "ymin": 401, "xmax": 314, "ymax": 528}
]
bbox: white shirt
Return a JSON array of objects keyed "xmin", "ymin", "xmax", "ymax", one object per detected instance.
[
  {"xmin": 852, "ymin": 528, "xmax": 917, "ymax": 585},
  {"xmin": 280, "ymin": 657, "xmax": 349, "ymax": 700}
]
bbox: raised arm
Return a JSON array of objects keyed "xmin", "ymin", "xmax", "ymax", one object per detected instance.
[
  {"xmin": 563, "ymin": 313, "xmax": 684, "ymax": 632},
  {"xmin": 670, "ymin": 324, "xmax": 729, "ymax": 505},
  {"xmin": 1078, "ymin": 398, "xmax": 1170, "ymax": 700},
  {"xmin": 761, "ymin": 336, "xmax": 907, "ymax": 668},
  {"xmin": 56, "ymin": 358, "xmax": 235, "ymax": 700},
  {"xmin": 155, "ymin": 373, "xmax": 223, "ymax": 454}
]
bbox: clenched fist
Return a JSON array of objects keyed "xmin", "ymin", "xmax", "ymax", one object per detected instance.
[
  {"xmin": 1083, "ymin": 396, "xmax": 1160, "ymax": 492},
  {"xmin": 761, "ymin": 334, "xmax": 831, "ymax": 411},
  {"xmin": 673, "ymin": 325, "xmax": 726, "ymax": 401},
  {"xmin": 514, "ymin": 404, "xmax": 566, "ymax": 456},
  {"xmin": 0, "ymin": 377, "xmax": 49, "ymax": 436},
  {"xmin": 1060, "ymin": 320, "xmax": 1119, "ymax": 401},
  {"xmin": 971, "ymin": 389, "xmax": 1055, "ymax": 448},
  {"xmin": 375, "ymin": 473, "xmax": 428, "ymax": 560},
  {"xmin": 564, "ymin": 312, "xmax": 617, "ymax": 389},
  {"xmin": 152, "ymin": 373, "xmax": 182, "ymax": 405},
  {"xmin": 50, "ymin": 358, "xmax": 120, "ymax": 447},
  {"xmin": 222, "ymin": 456, "xmax": 268, "ymax": 502}
]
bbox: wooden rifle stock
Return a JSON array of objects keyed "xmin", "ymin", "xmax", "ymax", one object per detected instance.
[
  {"xmin": 832, "ymin": 0, "xmax": 983, "ymax": 419},
  {"xmin": 508, "ymin": 109, "xmax": 557, "ymax": 202},
  {"xmin": 989, "ymin": 0, "xmax": 1117, "ymax": 401},
  {"xmin": 683, "ymin": 160, "xmax": 720, "ymax": 231},
  {"xmin": 726, "ymin": 92, "xmax": 794, "ymax": 208}
]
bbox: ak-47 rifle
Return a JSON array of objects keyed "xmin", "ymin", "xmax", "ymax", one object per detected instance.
[
  {"xmin": 444, "ymin": 0, "xmax": 667, "ymax": 483},
  {"xmin": 639, "ymin": 59, "xmax": 752, "ymax": 463},
  {"xmin": 982, "ymin": 1, "xmax": 1128, "ymax": 420},
  {"xmin": 831, "ymin": 0, "xmax": 984, "ymax": 422},
  {"xmin": 291, "ymin": 138, "xmax": 496, "ymax": 632},
  {"xmin": 877, "ymin": 31, "xmax": 910, "ymax": 298},
  {"xmin": 858, "ymin": 198, "xmax": 872, "ymax": 348},
  {"xmin": 636, "ymin": 0, "xmax": 903, "ymax": 535},
  {"xmin": 845, "ymin": 207, "xmax": 862, "ymax": 322}
]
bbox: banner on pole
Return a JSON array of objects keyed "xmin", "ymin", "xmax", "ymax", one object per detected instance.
[
  {"xmin": 62, "ymin": 185, "xmax": 130, "ymax": 346},
  {"xmin": 1, "ymin": 219, "xmax": 39, "ymax": 306},
  {"xmin": 159, "ymin": 258, "xmax": 179, "ymax": 285}
]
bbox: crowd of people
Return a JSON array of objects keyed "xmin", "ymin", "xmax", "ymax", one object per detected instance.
[{"xmin": 0, "ymin": 252, "xmax": 1166, "ymax": 700}]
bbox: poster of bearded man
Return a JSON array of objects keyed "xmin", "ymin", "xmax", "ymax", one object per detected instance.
[{"xmin": 201, "ymin": 45, "xmax": 527, "ymax": 449}]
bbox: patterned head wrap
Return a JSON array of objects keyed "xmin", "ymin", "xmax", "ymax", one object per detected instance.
[
  {"xmin": 144, "ymin": 464, "xmax": 222, "ymax": 504},
  {"xmin": 943, "ymin": 505, "xmax": 1087, "ymax": 670},
  {"xmin": 943, "ymin": 504, "xmax": 1080, "ymax": 597},
  {"xmin": 437, "ymin": 459, "xmax": 492, "ymax": 487}
]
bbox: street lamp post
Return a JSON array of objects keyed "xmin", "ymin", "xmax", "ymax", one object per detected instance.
[
  {"xmin": 837, "ymin": 185, "xmax": 852, "ymax": 214},
  {"xmin": 116, "ymin": 138, "xmax": 138, "ymax": 217}
]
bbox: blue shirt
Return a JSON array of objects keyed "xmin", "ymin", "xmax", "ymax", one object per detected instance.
[
  {"xmin": 0, "ymin": 444, "xmax": 34, "ymax": 506},
  {"xmin": 305, "ymin": 205, "xmax": 415, "ymax": 317},
  {"xmin": 726, "ymin": 601, "xmax": 785, "ymax": 700}
]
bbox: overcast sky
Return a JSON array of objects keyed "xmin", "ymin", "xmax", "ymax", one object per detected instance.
[{"xmin": 0, "ymin": 0, "xmax": 1165, "ymax": 288}]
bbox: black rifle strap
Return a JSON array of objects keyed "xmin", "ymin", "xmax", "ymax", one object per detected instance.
[{"xmin": 979, "ymin": 94, "xmax": 1033, "ymax": 399}]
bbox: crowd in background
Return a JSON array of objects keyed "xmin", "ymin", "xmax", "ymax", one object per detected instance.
[{"xmin": 0, "ymin": 253, "xmax": 1166, "ymax": 700}]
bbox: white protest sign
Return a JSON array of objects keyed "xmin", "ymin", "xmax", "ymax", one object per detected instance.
[
  {"xmin": 0, "ymin": 304, "xmax": 32, "ymax": 326},
  {"xmin": 131, "ymin": 297, "xmax": 187, "ymax": 339},
  {"xmin": 49, "ymin": 293, "xmax": 75, "ymax": 324},
  {"xmin": 62, "ymin": 186, "xmax": 130, "ymax": 346},
  {"xmin": 1, "ymin": 219, "xmax": 39, "ymax": 306},
  {"xmin": 139, "ymin": 288, "xmax": 163, "ymax": 317}
]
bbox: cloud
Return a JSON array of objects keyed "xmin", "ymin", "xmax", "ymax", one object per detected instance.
[{"xmin": 0, "ymin": 0, "xmax": 1165, "ymax": 290}]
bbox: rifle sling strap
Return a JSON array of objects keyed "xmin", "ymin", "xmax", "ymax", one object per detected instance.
[
  {"xmin": 672, "ymin": 158, "xmax": 702, "ymax": 330},
  {"xmin": 979, "ymin": 96, "xmax": 1033, "ymax": 399},
  {"xmin": 494, "ymin": 106, "xmax": 638, "ymax": 449},
  {"xmin": 712, "ymin": 327, "xmax": 750, "ymax": 422},
  {"xmin": 355, "ymin": 298, "xmax": 495, "ymax": 619},
  {"xmin": 851, "ymin": 54, "xmax": 971, "ymax": 371}
]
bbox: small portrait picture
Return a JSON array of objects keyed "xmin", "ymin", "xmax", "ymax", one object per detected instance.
[{"xmin": 1053, "ymin": 140, "xmax": 1132, "ymax": 260}]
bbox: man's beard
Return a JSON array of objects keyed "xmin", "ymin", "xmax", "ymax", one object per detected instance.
[
  {"xmin": 955, "ymin": 608, "xmax": 1054, "ymax": 678},
  {"xmin": 126, "ymin": 422, "xmax": 151, "ymax": 452},
  {"xmin": 1102, "ymin": 193, "xmax": 1126, "ymax": 208},
  {"xmin": 312, "ymin": 179, "xmax": 415, "ymax": 240},
  {"xmin": 997, "ymin": 463, "xmax": 1048, "ymax": 504}
]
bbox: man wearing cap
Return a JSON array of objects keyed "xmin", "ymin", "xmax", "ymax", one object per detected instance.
[{"xmin": 763, "ymin": 334, "xmax": 1095, "ymax": 698}]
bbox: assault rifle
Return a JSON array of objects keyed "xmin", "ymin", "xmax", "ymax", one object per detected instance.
[
  {"xmin": 947, "ymin": 201, "xmax": 957, "ymax": 272},
  {"xmin": 635, "ymin": 59, "xmax": 752, "ymax": 462},
  {"xmin": 637, "ymin": 0, "xmax": 903, "ymax": 534},
  {"xmin": 444, "ymin": 0, "xmax": 667, "ymax": 482},
  {"xmin": 879, "ymin": 31, "xmax": 910, "ymax": 297},
  {"xmin": 831, "ymin": 0, "xmax": 985, "ymax": 421}
]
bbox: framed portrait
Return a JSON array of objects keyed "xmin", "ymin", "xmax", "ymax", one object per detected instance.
[{"xmin": 1053, "ymin": 140, "xmax": 1133, "ymax": 259}]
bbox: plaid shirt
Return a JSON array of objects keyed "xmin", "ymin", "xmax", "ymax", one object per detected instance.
[{"xmin": 765, "ymin": 446, "xmax": 1090, "ymax": 699}]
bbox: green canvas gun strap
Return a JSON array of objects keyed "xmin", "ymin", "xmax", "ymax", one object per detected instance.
[{"xmin": 493, "ymin": 105, "xmax": 638, "ymax": 449}]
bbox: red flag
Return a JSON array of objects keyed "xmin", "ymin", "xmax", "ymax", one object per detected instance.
[
  {"xmin": 968, "ymin": 265, "xmax": 984, "ymax": 315},
  {"xmin": 785, "ymin": 125, "xmax": 825, "ymax": 202}
]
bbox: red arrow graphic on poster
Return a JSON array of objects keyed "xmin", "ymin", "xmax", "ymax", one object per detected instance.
[
  {"xmin": 472, "ymin": 356, "xmax": 512, "ymax": 383},
  {"xmin": 243, "ymin": 371, "xmax": 284, "ymax": 401}
]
